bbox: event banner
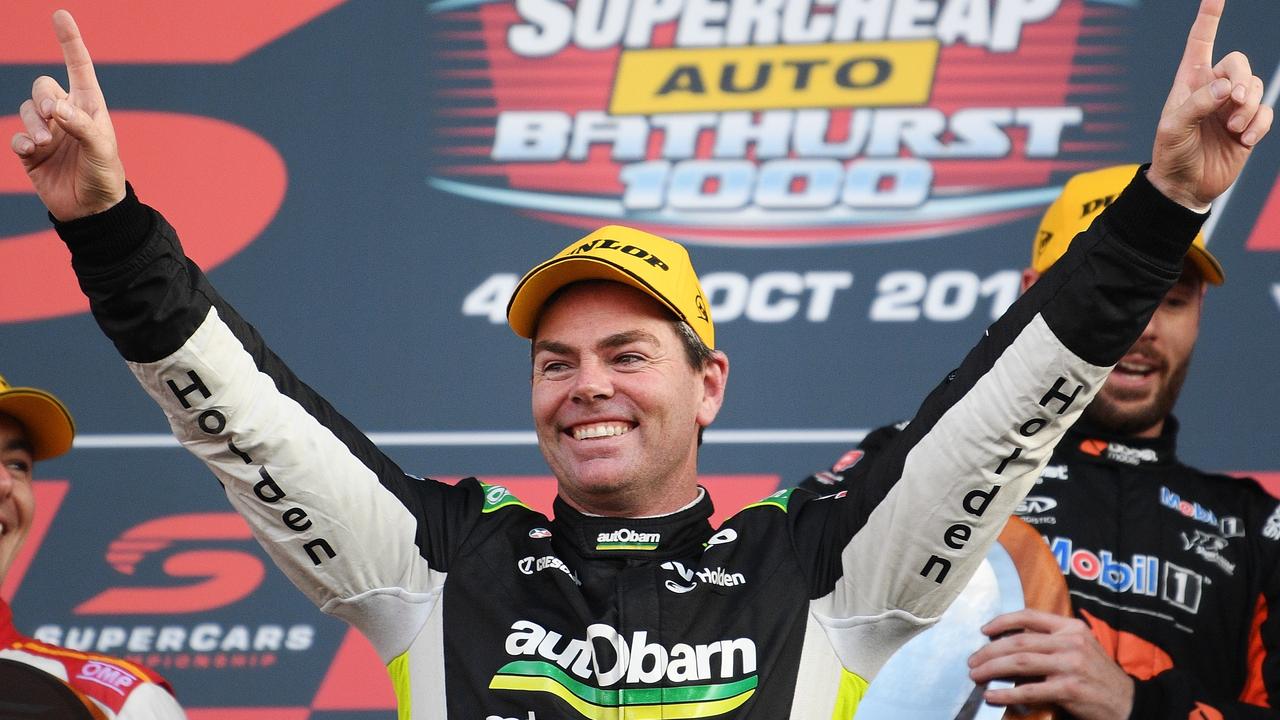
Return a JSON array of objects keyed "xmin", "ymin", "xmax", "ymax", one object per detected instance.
[{"xmin": 2, "ymin": 1, "xmax": 1277, "ymax": 717}]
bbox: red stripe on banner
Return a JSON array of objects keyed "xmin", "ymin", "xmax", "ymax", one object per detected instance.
[
  {"xmin": 526, "ymin": 209, "xmax": 1040, "ymax": 245},
  {"xmin": 505, "ymin": 154, "xmax": 625, "ymax": 194},
  {"xmin": 434, "ymin": 145, "xmax": 492, "ymax": 157},
  {"xmin": 1, "ymin": 481, "xmax": 68, "ymax": 601},
  {"xmin": 1245, "ymin": 178, "xmax": 1280, "ymax": 251},
  {"xmin": 0, "ymin": 1, "xmax": 345, "ymax": 63},
  {"xmin": 187, "ymin": 709, "xmax": 311, "ymax": 720},
  {"xmin": 311, "ymin": 628, "xmax": 395, "ymax": 710},
  {"xmin": 433, "ymin": 165, "xmax": 508, "ymax": 176},
  {"xmin": 1059, "ymin": 141, "xmax": 1127, "ymax": 152}
]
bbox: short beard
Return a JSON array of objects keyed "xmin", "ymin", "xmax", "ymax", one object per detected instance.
[{"xmin": 1083, "ymin": 357, "xmax": 1191, "ymax": 436}]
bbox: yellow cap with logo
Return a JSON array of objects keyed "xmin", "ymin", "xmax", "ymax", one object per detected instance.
[
  {"xmin": 507, "ymin": 225, "xmax": 715, "ymax": 349},
  {"xmin": 0, "ymin": 374, "xmax": 75, "ymax": 461},
  {"xmin": 1033, "ymin": 164, "xmax": 1224, "ymax": 285}
]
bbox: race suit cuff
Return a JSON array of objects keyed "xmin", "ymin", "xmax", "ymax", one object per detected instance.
[
  {"xmin": 52, "ymin": 182, "xmax": 153, "ymax": 270},
  {"xmin": 1101, "ymin": 164, "xmax": 1206, "ymax": 273}
]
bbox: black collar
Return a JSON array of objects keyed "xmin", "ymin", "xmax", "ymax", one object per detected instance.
[
  {"xmin": 1063, "ymin": 415, "xmax": 1179, "ymax": 468},
  {"xmin": 551, "ymin": 490, "xmax": 714, "ymax": 560}
]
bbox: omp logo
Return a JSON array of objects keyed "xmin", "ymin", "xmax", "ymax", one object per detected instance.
[
  {"xmin": 1050, "ymin": 537, "xmax": 1158, "ymax": 596},
  {"xmin": 426, "ymin": 0, "xmax": 1124, "ymax": 244},
  {"xmin": 596, "ymin": 528, "xmax": 661, "ymax": 551},
  {"xmin": 492, "ymin": 621, "xmax": 757, "ymax": 718},
  {"xmin": 1160, "ymin": 487, "xmax": 1219, "ymax": 527},
  {"xmin": 76, "ymin": 513, "xmax": 265, "ymax": 615},
  {"xmin": 76, "ymin": 660, "xmax": 137, "ymax": 696}
]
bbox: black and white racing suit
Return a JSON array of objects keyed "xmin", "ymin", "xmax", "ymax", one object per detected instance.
[{"xmin": 58, "ymin": 169, "xmax": 1196, "ymax": 719}]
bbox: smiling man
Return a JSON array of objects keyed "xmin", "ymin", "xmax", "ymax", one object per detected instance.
[
  {"xmin": 0, "ymin": 374, "xmax": 185, "ymax": 719},
  {"xmin": 11, "ymin": 3, "xmax": 1272, "ymax": 719}
]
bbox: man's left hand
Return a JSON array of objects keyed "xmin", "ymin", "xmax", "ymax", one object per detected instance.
[{"xmin": 968, "ymin": 609, "xmax": 1134, "ymax": 720}]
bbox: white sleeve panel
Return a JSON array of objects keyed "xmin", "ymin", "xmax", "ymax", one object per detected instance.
[
  {"xmin": 128, "ymin": 308, "xmax": 443, "ymax": 657},
  {"xmin": 817, "ymin": 314, "xmax": 1111, "ymax": 678}
]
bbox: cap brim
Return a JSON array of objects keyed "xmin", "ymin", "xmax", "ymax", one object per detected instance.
[
  {"xmin": 507, "ymin": 255, "xmax": 688, "ymax": 339},
  {"xmin": 0, "ymin": 389, "xmax": 75, "ymax": 461},
  {"xmin": 1188, "ymin": 244, "xmax": 1224, "ymax": 285}
]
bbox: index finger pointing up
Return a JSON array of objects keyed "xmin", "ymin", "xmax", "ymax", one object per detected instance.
[
  {"xmin": 51, "ymin": 9, "xmax": 103, "ymax": 101},
  {"xmin": 1178, "ymin": 0, "xmax": 1224, "ymax": 81}
]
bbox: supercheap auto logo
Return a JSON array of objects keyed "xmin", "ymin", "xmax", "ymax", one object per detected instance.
[{"xmin": 426, "ymin": 0, "xmax": 1131, "ymax": 244}]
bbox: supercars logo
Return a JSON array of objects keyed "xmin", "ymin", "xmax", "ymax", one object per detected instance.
[{"xmin": 426, "ymin": 0, "xmax": 1130, "ymax": 244}]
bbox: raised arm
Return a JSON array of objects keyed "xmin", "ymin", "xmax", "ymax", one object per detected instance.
[
  {"xmin": 784, "ymin": 0, "xmax": 1269, "ymax": 688},
  {"xmin": 10, "ymin": 11, "xmax": 486, "ymax": 669}
]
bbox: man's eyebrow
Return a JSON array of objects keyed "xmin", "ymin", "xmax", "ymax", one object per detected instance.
[
  {"xmin": 533, "ymin": 340, "xmax": 573, "ymax": 356},
  {"xmin": 533, "ymin": 331, "xmax": 661, "ymax": 356},
  {"xmin": 598, "ymin": 330, "xmax": 660, "ymax": 350},
  {"xmin": 2, "ymin": 438, "xmax": 34, "ymax": 455}
]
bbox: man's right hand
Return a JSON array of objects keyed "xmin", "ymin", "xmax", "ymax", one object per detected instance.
[
  {"xmin": 1147, "ymin": 0, "xmax": 1272, "ymax": 211},
  {"xmin": 10, "ymin": 10, "xmax": 125, "ymax": 222}
]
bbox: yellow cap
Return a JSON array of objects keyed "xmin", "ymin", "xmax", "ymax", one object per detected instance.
[
  {"xmin": 507, "ymin": 225, "xmax": 715, "ymax": 349},
  {"xmin": 1033, "ymin": 164, "xmax": 1224, "ymax": 285},
  {"xmin": 0, "ymin": 374, "xmax": 75, "ymax": 461}
]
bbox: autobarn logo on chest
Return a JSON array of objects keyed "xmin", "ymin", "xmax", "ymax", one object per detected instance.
[{"xmin": 493, "ymin": 621, "xmax": 758, "ymax": 717}]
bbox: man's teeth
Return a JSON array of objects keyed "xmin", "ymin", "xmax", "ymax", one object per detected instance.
[
  {"xmin": 1118, "ymin": 361, "xmax": 1152, "ymax": 374},
  {"xmin": 574, "ymin": 423, "xmax": 631, "ymax": 441}
]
